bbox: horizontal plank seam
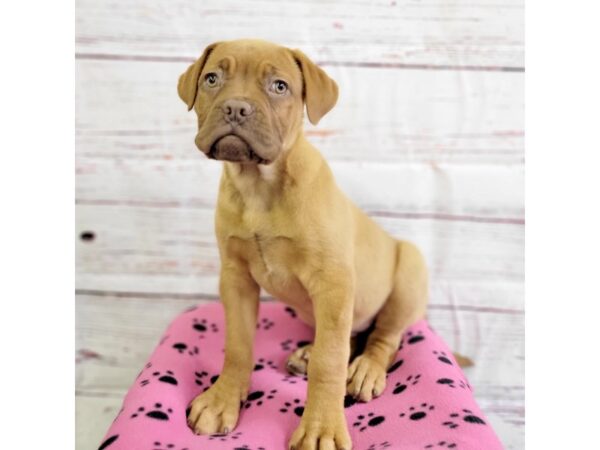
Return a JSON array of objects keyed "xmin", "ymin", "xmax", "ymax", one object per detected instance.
[
  {"xmin": 75, "ymin": 199, "xmax": 524, "ymax": 225},
  {"xmin": 75, "ymin": 289, "xmax": 523, "ymax": 314},
  {"xmin": 75, "ymin": 53, "xmax": 525, "ymax": 73}
]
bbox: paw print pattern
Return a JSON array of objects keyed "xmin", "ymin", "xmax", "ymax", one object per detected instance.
[
  {"xmin": 98, "ymin": 434, "xmax": 119, "ymax": 450},
  {"xmin": 281, "ymin": 373, "xmax": 307, "ymax": 384},
  {"xmin": 279, "ymin": 398, "xmax": 304, "ymax": 417},
  {"xmin": 172, "ymin": 342, "xmax": 199, "ymax": 356},
  {"xmin": 424, "ymin": 442, "xmax": 457, "ymax": 449},
  {"xmin": 366, "ymin": 442, "xmax": 391, "ymax": 450},
  {"xmin": 151, "ymin": 442, "xmax": 190, "ymax": 450},
  {"xmin": 280, "ymin": 339, "xmax": 294, "ymax": 351},
  {"xmin": 392, "ymin": 374, "xmax": 421, "ymax": 394},
  {"xmin": 352, "ymin": 412, "xmax": 386, "ymax": 432},
  {"xmin": 140, "ymin": 370, "xmax": 178, "ymax": 387},
  {"xmin": 200, "ymin": 374, "xmax": 220, "ymax": 392},
  {"xmin": 399, "ymin": 403, "xmax": 435, "ymax": 421},
  {"xmin": 406, "ymin": 330, "xmax": 425, "ymax": 344},
  {"xmin": 208, "ymin": 431, "xmax": 242, "ymax": 442},
  {"xmin": 436, "ymin": 377, "xmax": 470, "ymax": 390},
  {"xmin": 232, "ymin": 446, "xmax": 266, "ymax": 450},
  {"xmin": 433, "ymin": 350, "xmax": 453, "ymax": 365},
  {"xmin": 192, "ymin": 318, "xmax": 218, "ymax": 337},
  {"xmin": 243, "ymin": 389, "xmax": 277, "ymax": 409},
  {"xmin": 194, "ymin": 371, "xmax": 208, "ymax": 386},
  {"xmin": 254, "ymin": 358, "xmax": 278, "ymax": 371},
  {"xmin": 387, "ymin": 359, "xmax": 404, "ymax": 374},
  {"xmin": 443, "ymin": 409, "xmax": 486, "ymax": 429},
  {"xmin": 130, "ymin": 403, "xmax": 173, "ymax": 421},
  {"xmin": 284, "ymin": 306, "xmax": 297, "ymax": 318},
  {"xmin": 257, "ymin": 317, "xmax": 275, "ymax": 330},
  {"xmin": 344, "ymin": 394, "xmax": 358, "ymax": 409}
]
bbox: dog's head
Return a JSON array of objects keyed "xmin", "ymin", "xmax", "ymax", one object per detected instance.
[{"xmin": 177, "ymin": 39, "xmax": 338, "ymax": 164}]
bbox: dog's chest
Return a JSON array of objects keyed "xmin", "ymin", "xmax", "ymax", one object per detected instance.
[{"xmin": 227, "ymin": 232, "xmax": 312, "ymax": 315}]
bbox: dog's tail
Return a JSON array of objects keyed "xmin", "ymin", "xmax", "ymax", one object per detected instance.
[{"xmin": 453, "ymin": 352, "xmax": 475, "ymax": 368}]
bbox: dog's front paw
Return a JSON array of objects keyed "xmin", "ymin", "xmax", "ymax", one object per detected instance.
[
  {"xmin": 288, "ymin": 408, "xmax": 352, "ymax": 450},
  {"xmin": 187, "ymin": 378, "xmax": 246, "ymax": 435},
  {"xmin": 346, "ymin": 354, "xmax": 387, "ymax": 402}
]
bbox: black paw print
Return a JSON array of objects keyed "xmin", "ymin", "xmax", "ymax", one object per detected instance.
[
  {"xmin": 98, "ymin": 434, "xmax": 119, "ymax": 450},
  {"xmin": 399, "ymin": 403, "xmax": 435, "ymax": 421},
  {"xmin": 254, "ymin": 358, "xmax": 278, "ymax": 371},
  {"xmin": 200, "ymin": 374, "xmax": 220, "ymax": 392},
  {"xmin": 280, "ymin": 339, "xmax": 294, "ymax": 351},
  {"xmin": 140, "ymin": 370, "xmax": 178, "ymax": 387},
  {"xmin": 406, "ymin": 330, "xmax": 425, "ymax": 344},
  {"xmin": 232, "ymin": 446, "xmax": 266, "ymax": 450},
  {"xmin": 208, "ymin": 431, "xmax": 242, "ymax": 442},
  {"xmin": 424, "ymin": 442, "xmax": 457, "ymax": 449},
  {"xmin": 433, "ymin": 350, "xmax": 453, "ymax": 365},
  {"xmin": 387, "ymin": 359, "xmax": 404, "ymax": 374},
  {"xmin": 284, "ymin": 306, "xmax": 297, "ymax": 318},
  {"xmin": 352, "ymin": 412, "xmax": 385, "ymax": 432},
  {"xmin": 344, "ymin": 395, "xmax": 358, "ymax": 408},
  {"xmin": 392, "ymin": 373, "xmax": 421, "ymax": 394},
  {"xmin": 151, "ymin": 442, "xmax": 189, "ymax": 450},
  {"xmin": 257, "ymin": 317, "xmax": 275, "ymax": 330},
  {"xmin": 281, "ymin": 373, "xmax": 307, "ymax": 384},
  {"xmin": 436, "ymin": 377, "xmax": 470, "ymax": 390},
  {"xmin": 443, "ymin": 409, "xmax": 485, "ymax": 429},
  {"xmin": 366, "ymin": 442, "xmax": 391, "ymax": 450},
  {"xmin": 172, "ymin": 342, "xmax": 199, "ymax": 356},
  {"xmin": 192, "ymin": 318, "xmax": 218, "ymax": 337},
  {"xmin": 279, "ymin": 398, "xmax": 304, "ymax": 416},
  {"xmin": 243, "ymin": 389, "xmax": 277, "ymax": 409},
  {"xmin": 130, "ymin": 403, "xmax": 173, "ymax": 421},
  {"xmin": 194, "ymin": 370, "xmax": 208, "ymax": 386}
]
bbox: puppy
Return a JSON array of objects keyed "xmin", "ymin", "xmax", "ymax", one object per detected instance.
[{"xmin": 178, "ymin": 39, "xmax": 429, "ymax": 450}]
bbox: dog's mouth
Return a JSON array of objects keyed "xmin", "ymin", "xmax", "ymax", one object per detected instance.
[{"xmin": 208, "ymin": 134, "xmax": 270, "ymax": 165}]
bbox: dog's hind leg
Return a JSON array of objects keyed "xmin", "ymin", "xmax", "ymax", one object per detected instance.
[
  {"xmin": 286, "ymin": 337, "xmax": 358, "ymax": 376},
  {"xmin": 346, "ymin": 240, "xmax": 428, "ymax": 402}
]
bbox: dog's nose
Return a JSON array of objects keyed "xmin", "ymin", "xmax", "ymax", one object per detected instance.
[{"xmin": 221, "ymin": 99, "xmax": 254, "ymax": 123}]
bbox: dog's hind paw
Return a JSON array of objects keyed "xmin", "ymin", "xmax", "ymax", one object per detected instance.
[{"xmin": 346, "ymin": 354, "xmax": 387, "ymax": 402}]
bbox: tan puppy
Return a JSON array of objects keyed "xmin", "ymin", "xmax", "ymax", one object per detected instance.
[{"xmin": 178, "ymin": 39, "xmax": 428, "ymax": 450}]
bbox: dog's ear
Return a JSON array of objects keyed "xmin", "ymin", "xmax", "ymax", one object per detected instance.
[
  {"xmin": 291, "ymin": 49, "xmax": 339, "ymax": 125},
  {"xmin": 178, "ymin": 43, "xmax": 219, "ymax": 111}
]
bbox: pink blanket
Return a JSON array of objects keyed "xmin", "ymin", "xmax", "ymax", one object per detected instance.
[{"xmin": 98, "ymin": 302, "xmax": 503, "ymax": 449}]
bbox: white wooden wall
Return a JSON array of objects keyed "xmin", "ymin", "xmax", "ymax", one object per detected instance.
[{"xmin": 75, "ymin": 1, "xmax": 524, "ymax": 448}]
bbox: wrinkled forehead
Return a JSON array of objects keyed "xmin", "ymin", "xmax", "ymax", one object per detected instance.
[{"xmin": 204, "ymin": 40, "xmax": 302, "ymax": 83}]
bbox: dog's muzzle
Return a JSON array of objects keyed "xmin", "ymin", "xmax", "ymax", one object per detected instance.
[{"xmin": 209, "ymin": 135, "xmax": 269, "ymax": 164}]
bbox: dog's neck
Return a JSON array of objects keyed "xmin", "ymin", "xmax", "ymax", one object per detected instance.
[{"xmin": 222, "ymin": 132, "xmax": 323, "ymax": 211}]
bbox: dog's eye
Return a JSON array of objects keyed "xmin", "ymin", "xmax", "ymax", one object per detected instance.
[
  {"xmin": 204, "ymin": 73, "xmax": 219, "ymax": 87},
  {"xmin": 271, "ymin": 80, "xmax": 288, "ymax": 95}
]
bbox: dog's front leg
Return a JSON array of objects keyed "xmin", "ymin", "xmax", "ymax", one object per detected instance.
[
  {"xmin": 289, "ymin": 270, "xmax": 354, "ymax": 450},
  {"xmin": 188, "ymin": 261, "xmax": 260, "ymax": 435}
]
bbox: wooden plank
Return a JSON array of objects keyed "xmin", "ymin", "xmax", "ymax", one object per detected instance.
[
  {"xmin": 75, "ymin": 59, "xmax": 524, "ymax": 165},
  {"xmin": 76, "ymin": 159, "xmax": 525, "ymax": 217},
  {"xmin": 76, "ymin": 294, "xmax": 523, "ymax": 448},
  {"xmin": 75, "ymin": 0, "xmax": 524, "ymax": 69},
  {"xmin": 76, "ymin": 394, "xmax": 123, "ymax": 450},
  {"xmin": 76, "ymin": 203, "xmax": 523, "ymax": 292}
]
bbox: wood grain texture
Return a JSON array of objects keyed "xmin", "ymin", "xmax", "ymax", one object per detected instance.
[
  {"xmin": 75, "ymin": 0, "xmax": 524, "ymax": 69},
  {"xmin": 76, "ymin": 59, "xmax": 524, "ymax": 165}
]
